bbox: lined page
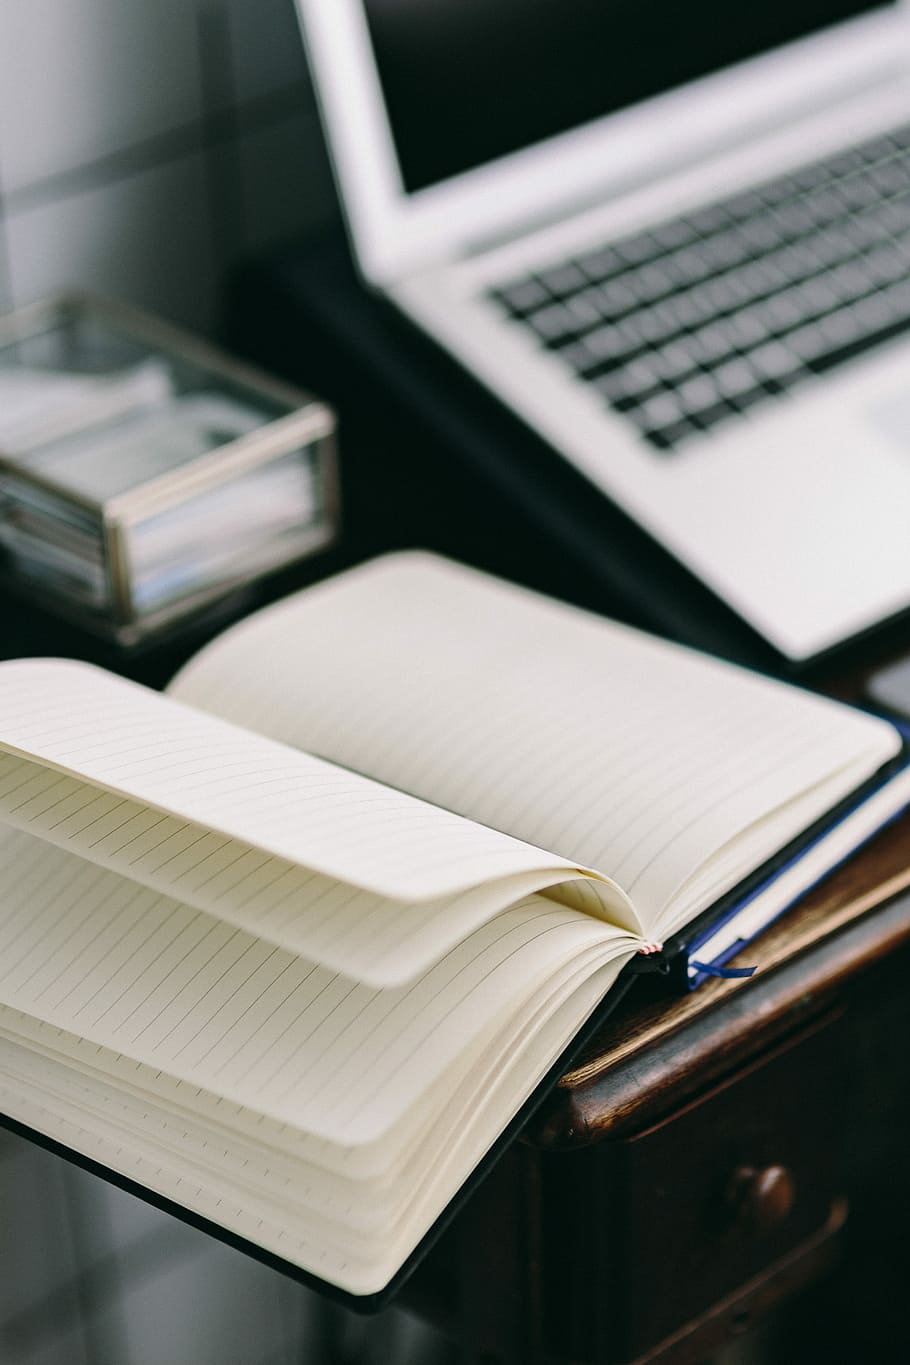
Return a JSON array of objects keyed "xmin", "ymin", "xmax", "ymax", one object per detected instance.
[
  {"xmin": 170, "ymin": 553, "xmax": 901, "ymax": 930},
  {"xmin": 0, "ymin": 657, "xmax": 615, "ymax": 906},
  {"xmin": 0, "ymin": 749, "xmax": 638, "ymax": 985},
  {"xmin": 0, "ymin": 825, "xmax": 637, "ymax": 1150},
  {"xmin": 0, "ymin": 927, "xmax": 621, "ymax": 1229},
  {"xmin": 0, "ymin": 939, "xmax": 630, "ymax": 1296}
]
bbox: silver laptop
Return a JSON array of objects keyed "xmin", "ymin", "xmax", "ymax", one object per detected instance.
[{"xmin": 295, "ymin": 0, "xmax": 910, "ymax": 662}]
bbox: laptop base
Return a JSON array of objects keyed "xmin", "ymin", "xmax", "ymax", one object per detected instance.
[{"xmin": 226, "ymin": 231, "xmax": 910, "ymax": 680}]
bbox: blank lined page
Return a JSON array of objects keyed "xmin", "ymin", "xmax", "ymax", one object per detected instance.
[
  {"xmin": 170, "ymin": 553, "xmax": 901, "ymax": 924},
  {"xmin": 0, "ymin": 657, "xmax": 604, "ymax": 904},
  {"xmin": 0, "ymin": 936, "xmax": 633, "ymax": 1296},
  {"xmin": 0, "ymin": 825, "xmax": 635, "ymax": 1148},
  {"xmin": 0, "ymin": 747, "xmax": 636, "ymax": 983}
]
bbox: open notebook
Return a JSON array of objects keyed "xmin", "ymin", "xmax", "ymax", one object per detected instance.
[{"xmin": 0, "ymin": 552, "xmax": 908, "ymax": 1303}]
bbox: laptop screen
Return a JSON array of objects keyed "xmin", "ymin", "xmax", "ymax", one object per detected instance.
[{"xmin": 363, "ymin": 0, "xmax": 888, "ymax": 194}]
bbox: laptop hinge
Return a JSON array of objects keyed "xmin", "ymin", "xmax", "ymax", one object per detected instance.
[{"xmin": 459, "ymin": 55, "xmax": 909, "ymax": 262}]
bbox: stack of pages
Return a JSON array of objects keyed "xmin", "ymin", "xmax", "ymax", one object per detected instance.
[{"xmin": 0, "ymin": 553, "xmax": 907, "ymax": 1300}]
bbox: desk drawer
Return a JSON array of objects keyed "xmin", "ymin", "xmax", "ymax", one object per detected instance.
[{"xmin": 543, "ymin": 1010, "xmax": 847, "ymax": 1363}]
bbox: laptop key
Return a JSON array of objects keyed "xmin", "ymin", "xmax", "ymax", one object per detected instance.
[
  {"xmin": 794, "ymin": 273, "xmax": 841, "ymax": 314},
  {"xmin": 683, "ymin": 201, "xmax": 733, "ymax": 237},
  {"xmin": 713, "ymin": 358, "xmax": 759, "ymax": 401},
  {"xmin": 807, "ymin": 187, "xmax": 854, "ymax": 227},
  {"xmin": 832, "ymin": 171, "xmax": 885, "ymax": 213},
  {"xmin": 878, "ymin": 196, "xmax": 910, "ymax": 235},
  {"xmin": 825, "ymin": 146, "xmax": 867, "ymax": 178},
  {"xmin": 614, "ymin": 232, "xmax": 662, "ymax": 267},
  {"xmin": 495, "ymin": 278, "xmax": 549, "ymax": 315},
  {"xmin": 643, "ymin": 418, "xmax": 700, "ymax": 451},
  {"xmin": 553, "ymin": 339, "xmax": 601, "ymax": 377},
  {"xmin": 737, "ymin": 215, "xmax": 785, "ymax": 253},
  {"xmin": 696, "ymin": 228, "xmax": 754, "ymax": 272},
  {"xmin": 565, "ymin": 291, "xmax": 606, "ymax": 328},
  {"xmin": 634, "ymin": 341, "xmax": 684, "ymax": 386},
  {"xmin": 731, "ymin": 385, "xmax": 775, "ymax": 413},
  {"xmin": 689, "ymin": 399, "xmax": 739, "ymax": 431},
  {"xmin": 577, "ymin": 324, "xmax": 635, "ymax": 364},
  {"xmin": 785, "ymin": 320, "xmax": 839, "ymax": 365},
  {"xmin": 629, "ymin": 304, "xmax": 675, "ymax": 346},
  {"xmin": 702, "ymin": 270, "xmax": 755, "ymax": 313},
  {"xmin": 816, "ymin": 305, "xmax": 872, "ymax": 352},
  {"xmin": 664, "ymin": 288, "xmax": 715, "ymax": 331},
  {"xmin": 597, "ymin": 276, "xmax": 641, "ymax": 314},
  {"xmin": 677, "ymin": 373, "xmax": 723, "ymax": 415},
  {"xmin": 574, "ymin": 245, "xmax": 628, "ymax": 282},
  {"xmin": 524, "ymin": 302, "xmax": 579, "ymax": 343},
  {"xmin": 634, "ymin": 389, "xmax": 687, "ymax": 430},
  {"xmin": 662, "ymin": 244, "xmax": 715, "ymax": 288},
  {"xmin": 849, "ymin": 290, "xmax": 895, "ymax": 332},
  {"xmin": 494, "ymin": 118, "xmax": 910, "ymax": 449},
  {"xmin": 864, "ymin": 241, "xmax": 910, "ymax": 288},
  {"xmin": 650, "ymin": 217, "xmax": 698, "ymax": 251},
  {"xmin": 724, "ymin": 188, "xmax": 767, "ymax": 221},
  {"xmin": 869, "ymin": 159, "xmax": 910, "ymax": 197},
  {"xmin": 557, "ymin": 333, "xmax": 636, "ymax": 377},
  {"xmin": 761, "ymin": 287, "xmax": 807, "ymax": 331},
  {"xmin": 768, "ymin": 198, "xmax": 817, "ymax": 237},
  {"xmin": 747, "ymin": 339, "xmax": 804, "ymax": 383},
  {"xmin": 721, "ymin": 308, "xmax": 771, "ymax": 349},
  {"xmin": 684, "ymin": 322, "xmax": 734, "ymax": 367},
  {"xmin": 538, "ymin": 261, "xmax": 588, "ymax": 298},
  {"xmin": 591, "ymin": 370, "xmax": 658, "ymax": 409},
  {"xmin": 627, "ymin": 261, "xmax": 677, "ymax": 304},
  {"xmin": 622, "ymin": 355, "xmax": 665, "ymax": 391}
]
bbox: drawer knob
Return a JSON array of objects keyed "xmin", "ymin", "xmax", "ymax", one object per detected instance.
[{"xmin": 728, "ymin": 1164, "xmax": 795, "ymax": 1234}]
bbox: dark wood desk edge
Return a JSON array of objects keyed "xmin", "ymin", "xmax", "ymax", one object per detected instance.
[{"xmin": 530, "ymin": 884, "xmax": 910, "ymax": 1148}]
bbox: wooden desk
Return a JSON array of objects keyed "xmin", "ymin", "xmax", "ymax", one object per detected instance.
[{"xmin": 403, "ymin": 811, "xmax": 910, "ymax": 1364}]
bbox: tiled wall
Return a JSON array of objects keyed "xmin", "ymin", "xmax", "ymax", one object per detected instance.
[{"xmin": 0, "ymin": 0, "xmax": 338, "ymax": 336}]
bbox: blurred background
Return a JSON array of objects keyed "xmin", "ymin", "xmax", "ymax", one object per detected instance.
[{"xmin": 0, "ymin": 0, "xmax": 336, "ymax": 338}]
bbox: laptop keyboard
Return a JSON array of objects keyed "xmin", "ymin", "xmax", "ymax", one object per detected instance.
[{"xmin": 490, "ymin": 123, "xmax": 910, "ymax": 452}]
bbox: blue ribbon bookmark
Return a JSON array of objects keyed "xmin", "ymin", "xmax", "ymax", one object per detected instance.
[{"xmin": 689, "ymin": 960, "xmax": 757, "ymax": 979}]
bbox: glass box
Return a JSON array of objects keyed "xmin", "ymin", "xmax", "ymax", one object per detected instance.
[{"xmin": 0, "ymin": 294, "xmax": 338, "ymax": 644}]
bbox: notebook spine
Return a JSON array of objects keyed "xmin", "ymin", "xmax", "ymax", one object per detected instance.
[{"xmin": 628, "ymin": 942, "xmax": 672, "ymax": 976}]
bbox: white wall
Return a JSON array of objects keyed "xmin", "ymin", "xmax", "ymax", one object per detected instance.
[{"xmin": 0, "ymin": 0, "xmax": 338, "ymax": 334}]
